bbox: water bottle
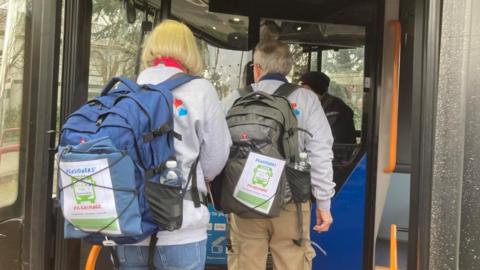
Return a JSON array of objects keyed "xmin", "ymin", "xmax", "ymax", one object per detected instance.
[
  {"xmin": 159, "ymin": 160, "xmax": 183, "ymax": 187},
  {"xmin": 294, "ymin": 152, "xmax": 310, "ymax": 172}
]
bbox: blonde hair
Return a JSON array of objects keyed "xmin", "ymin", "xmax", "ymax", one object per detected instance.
[
  {"xmin": 253, "ymin": 40, "xmax": 293, "ymax": 76},
  {"xmin": 142, "ymin": 20, "xmax": 204, "ymax": 75}
]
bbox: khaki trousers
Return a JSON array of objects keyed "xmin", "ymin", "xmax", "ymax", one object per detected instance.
[{"xmin": 227, "ymin": 202, "xmax": 316, "ymax": 270}]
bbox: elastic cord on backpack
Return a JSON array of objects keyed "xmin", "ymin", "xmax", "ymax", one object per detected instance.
[
  {"xmin": 56, "ymin": 150, "xmax": 138, "ymax": 236},
  {"xmin": 108, "ymin": 246, "xmax": 120, "ymax": 270}
]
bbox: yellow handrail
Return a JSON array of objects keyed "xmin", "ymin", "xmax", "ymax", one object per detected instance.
[
  {"xmin": 85, "ymin": 245, "xmax": 102, "ymax": 270},
  {"xmin": 384, "ymin": 20, "xmax": 401, "ymax": 173},
  {"xmin": 390, "ymin": 224, "xmax": 398, "ymax": 270}
]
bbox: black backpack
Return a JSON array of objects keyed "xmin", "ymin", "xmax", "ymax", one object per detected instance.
[{"xmin": 212, "ymin": 83, "xmax": 312, "ymax": 246}]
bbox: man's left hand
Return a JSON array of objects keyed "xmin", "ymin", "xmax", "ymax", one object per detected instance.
[{"xmin": 313, "ymin": 208, "xmax": 333, "ymax": 233}]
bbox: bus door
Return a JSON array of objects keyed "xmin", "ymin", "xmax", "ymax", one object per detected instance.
[{"xmin": 0, "ymin": 0, "xmax": 61, "ymax": 269}]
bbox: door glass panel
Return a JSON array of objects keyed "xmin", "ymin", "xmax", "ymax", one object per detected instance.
[
  {"xmin": 198, "ymin": 39, "xmax": 252, "ymax": 98},
  {"xmin": 320, "ymin": 47, "xmax": 365, "ymax": 189},
  {"xmin": 0, "ymin": 0, "xmax": 27, "ymax": 208},
  {"xmin": 52, "ymin": 0, "xmax": 65, "ymax": 197},
  {"xmin": 321, "ymin": 47, "xmax": 365, "ymax": 132},
  {"xmin": 88, "ymin": 0, "xmax": 144, "ymax": 98},
  {"xmin": 310, "ymin": 51, "xmax": 318, "ymax": 71},
  {"xmin": 288, "ymin": 44, "xmax": 309, "ymax": 83}
]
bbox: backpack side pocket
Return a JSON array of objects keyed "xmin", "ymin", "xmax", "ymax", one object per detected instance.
[
  {"xmin": 144, "ymin": 181, "xmax": 183, "ymax": 231},
  {"xmin": 285, "ymin": 165, "xmax": 311, "ymax": 203}
]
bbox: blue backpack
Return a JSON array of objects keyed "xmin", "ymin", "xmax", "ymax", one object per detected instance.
[{"xmin": 57, "ymin": 74, "xmax": 197, "ymax": 245}]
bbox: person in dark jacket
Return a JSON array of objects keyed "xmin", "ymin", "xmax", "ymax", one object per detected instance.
[{"xmin": 299, "ymin": 71, "xmax": 357, "ymax": 144}]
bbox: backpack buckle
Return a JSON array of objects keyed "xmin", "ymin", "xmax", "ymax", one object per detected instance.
[
  {"xmin": 103, "ymin": 237, "xmax": 116, "ymax": 246},
  {"xmin": 143, "ymin": 124, "xmax": 173, "ymax": 142}
]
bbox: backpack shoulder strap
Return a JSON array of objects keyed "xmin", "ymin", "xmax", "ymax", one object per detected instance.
[
  {"xmin": 141, "ymin": 73, "xmax": 199, "ymax": 145},
  {"xmin": 144, "ymin": 73, "xmax": 198, "ymax": 92},
  {"xmin": 271, "ymin": 83, "xmax": 301, "ymax": 163},
  {"xmin": 274, "ymin": 84, "xmax": 307, "ymax": 246},
  {"xmin": 166, "ymin": 72, "xmax": 190, "ymax": 82},
  {"xmin": 273, "ymin": 83, "xmax": 300, "ymax": 97},
  {"xmin": 185, "ymin": 156, "xmax": 202, "ymax": 208},
  {"xmin": 237, "ymin": 85, "xmax": 254, "ymax": 97}
]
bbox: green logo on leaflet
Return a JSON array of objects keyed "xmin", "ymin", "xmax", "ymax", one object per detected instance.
[
  {"xmin": 252, "ymin": 165, "xmax": 273, "ymax": 188},
  {"xmin": 72, "ymin": 175, "xmax": 97, "ymax": 204}
]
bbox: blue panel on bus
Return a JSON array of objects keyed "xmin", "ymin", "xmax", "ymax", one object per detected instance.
[
  {"xmin": 206, "ymin": 205, "xmax": 228, "ymax": 265},
  {"xmin": 311, "ymin": 154, "xmax": 367, "ymax": 270}
]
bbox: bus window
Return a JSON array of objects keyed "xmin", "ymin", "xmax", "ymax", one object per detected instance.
[
  {"xmin": 52, "ymin": 0, "xmax": 66, "ymax": 197},
  {"xmin": 310, "ymin": 51, "xmax": 319, "ymax": 71},
  {"xmin": 321, "ymin": 47, "xmax": 365, "ymax": 134},
  {"xmin": 0, "ymin": 0, "xmax": 27, "ymax": 208},
  {"xmin": 87, "ymin": 0, "xmax": 144, "ymax": 98},
  {"xmin": 198, "ymin": 39, "xmax": 252, "ymax": 99},
  {"xmin": 289, "ymin": 44, "xmax": 309, "ymax": 84}
]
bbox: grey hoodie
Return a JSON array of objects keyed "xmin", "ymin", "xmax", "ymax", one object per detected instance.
[{"xmin": 135, "ymin": 65, "xmax": 232, "ymax": 246}]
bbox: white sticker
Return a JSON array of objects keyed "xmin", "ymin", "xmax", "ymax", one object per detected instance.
[
  {"xmin": 233, "ymin": 152, "xmax": 286, "ymax": 215},
  {"xmin": 214, "ymin": 223, "xmax": 226, "ymax": 231},
  {"xmin": 60, "ymin": 159, "xmax": 121, "ymax": 235}
]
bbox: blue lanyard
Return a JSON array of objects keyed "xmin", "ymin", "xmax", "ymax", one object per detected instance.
[{"xmin": 259, "ymin": 73, "xmax": 289, "ymax": 83}]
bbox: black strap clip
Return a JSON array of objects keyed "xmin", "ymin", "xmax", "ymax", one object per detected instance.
[
  {"xmin": 143, "ymin": 124, "xmax": 182, "ymax": 142},
  {"xmin": 143, "ymin": 124, "xmax": 172, "ymax": 142},
  {"xmin": 145, "ymin": 162, "xmax": 168, "ymax": 179}
]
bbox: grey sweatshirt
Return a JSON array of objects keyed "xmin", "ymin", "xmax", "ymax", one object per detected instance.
[
  {"xmin": 222, "ymin": 79, "xmax": 335, "ymax": 210},
  {"xmin": 136, "ymin": 65, "xmax": 232, "ymax": 246}
]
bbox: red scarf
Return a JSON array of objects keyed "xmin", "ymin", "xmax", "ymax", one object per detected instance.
[{"xmin": 153, "ymin": 57, "xmax": 187, "ymax": 73}]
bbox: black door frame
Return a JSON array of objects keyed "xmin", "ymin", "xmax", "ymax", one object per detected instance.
[
  {"xmin": 408, "ymin": 0, "xmax": 442, "ymax": 269},
  {"xmin": 53, "ymin": 0, "xmax": 93, "ymax": 269},
  {"xmin": 362, "ymin": 0, "xmax": 386, "ymax": 269},
  {"xmin": 19, "ymin": 0, "xmax": 62, "ymax": 269}
]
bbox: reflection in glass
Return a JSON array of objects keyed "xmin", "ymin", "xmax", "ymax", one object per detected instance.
[
  {"xmin": 198, "ymin": 39, "xmax": 252, "ymax": 99},
  {"xmin": 0, "ymin": 0, "xmax": 26, "ymax": 208},
  {"xmin": 88, "ymin": 0, "xmax": 143, "ymax": 98},
  {"xmin": 322, "ymin": 48, "xmax": 364, "ymax": 131},
  {"xmin": 288, "ymin": 44, "xmax": 309, "ymax": 84}
]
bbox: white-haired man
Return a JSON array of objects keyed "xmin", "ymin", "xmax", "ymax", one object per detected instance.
[{"xmin": 223, "ymin": 40, "xmax": 335, "ymax": 270}]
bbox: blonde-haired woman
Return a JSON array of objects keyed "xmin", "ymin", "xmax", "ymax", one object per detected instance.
[{"xmin": 116, "ymin": 19, "xmax": 231, "ymax": 270}]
